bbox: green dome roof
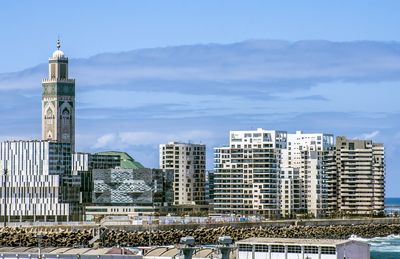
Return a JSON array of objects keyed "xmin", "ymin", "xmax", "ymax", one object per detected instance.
[{"xmin": 95, "ymin": 151, "xmax": 144, "ymax": 169}]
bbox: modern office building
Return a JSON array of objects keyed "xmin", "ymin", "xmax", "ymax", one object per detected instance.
[
  {"xmin": 213, "ymin": 128, "xmax": 287, "ymax": 218},
  {"xmin": 159, "ymin": 142, "xmax": 206, "ymax": 205},
  {"xmin": 72, "ymin": 152, "xmax": 121, "ymax": 172},
  {"xmin": 0, "ymin": 140, "xmax": 81, "ymax": 222},
  {"xmin": 42, "ymin": 39, "xmax": 76, "ymax": 152},
  {"xmin": 327, "ymin": 136, "xmax": 385, "ymax": 215},
  {"xmin": 85, "ymin": 168, "xmax": 173, "ymax": 219},
  {"xmin": 236, "ymin": 237, "xmax": 370, "ymax": 259},
  {"xmin": 281, "ymin": 131, "xmax": 334, "ymax": 217}
]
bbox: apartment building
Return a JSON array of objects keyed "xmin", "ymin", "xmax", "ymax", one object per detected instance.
[
  {"xmin": 328, "ymin": 136, "xmax": 385, "ymax": 215},
  {"xmin": 159, "ymin": 142, "xmax": 206, "ymax": 205},
  {"xmin": 280, "ymin": 167, "xmax": 303, "ymax": 217},
  {"xmin": 281, "ymin": 131, "xmax": 334, "ymax": 217},
  {"xmin": 213, "ymin": 128, "xmax": 287, "ymax": 218}
]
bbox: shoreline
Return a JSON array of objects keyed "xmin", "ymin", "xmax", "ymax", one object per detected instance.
[{"xmin": 1, "ymin": 219, "xmax": 400, "ymax": 247}]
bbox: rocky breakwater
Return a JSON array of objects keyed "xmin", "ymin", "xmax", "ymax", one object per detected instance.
[
  {"xmin": 102, "ymin": 223, "xmax": 400, "ymax": 246},
  {"xmin": 0, "ymin": 223, "xmax": 400, "ymax": 247},
  {"xmin": 0, "ymin": 227, "xmax": 92, "ymax": 247}
]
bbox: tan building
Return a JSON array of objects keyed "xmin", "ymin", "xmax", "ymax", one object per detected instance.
[
  {"xmin": 328, "ymin": 136, "xmax": 385, "ymax": 215},
  {"xmin": 42, "ymin": 40, "xmax": 75, "ymax": 152},
  {"xmin": 159, "ymin": 142, "xmax": 206, "ymax": 205}
]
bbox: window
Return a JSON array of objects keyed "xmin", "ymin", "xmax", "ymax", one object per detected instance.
[
  {"xmin": 255, "ymin": 245, "xmax": 268, "ymax": 252},
  {"xmin": 321, "ymin": 247, "xmax": 336, "ymax": 254},
  {"xmin": 60, "ymin": 64, "xmax": 67, "ymax": 79},
  {"xmin": 271, "ymin": 245, "xmax": 284, "ymax": 253},
  {"xmin": 238, "ymin": 244, "xmax": 253, "ymax": 252},
  {"xmin": 304, "ymin": 246, "xmax": 318, "ymax": 254},
  {"xmin": 51, "ymin": 64, "xmax": 56, "ymax": 78},
  {"xmin": 287, "ymin": 246, "xmax": 301, "ymax": 253}
]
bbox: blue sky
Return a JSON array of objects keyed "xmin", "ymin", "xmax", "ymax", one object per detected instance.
[
  {"xmin": 1, "ymin": 0, "xmax": 400, "ymax": 72},
  {"xmin": 1, "ymin": 1, "xmax": 400, "ymax": 196}
]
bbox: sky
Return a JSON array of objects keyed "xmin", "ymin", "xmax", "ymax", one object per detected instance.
[
  {"xmin": 0, "ymin": 1, "xmax": 400, "ymax": 196},
  {"xmin": 1, "ymin": 0, "xmax": 400, "ymax": 72}
]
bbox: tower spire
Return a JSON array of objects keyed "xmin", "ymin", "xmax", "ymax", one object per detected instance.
[{"xmin": 56, "ymin": 38, "xmax": 61, "ymax": 50}]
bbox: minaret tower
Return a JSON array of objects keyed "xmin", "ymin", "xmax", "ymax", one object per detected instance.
[{"xmin": 42, "ymin": 39, "xmax": 75, "ymax": 152}]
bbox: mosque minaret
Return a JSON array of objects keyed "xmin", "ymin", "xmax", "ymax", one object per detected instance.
[{"xmin": 41, "ymin": 40, "xmax": 75, "ymax": 151}]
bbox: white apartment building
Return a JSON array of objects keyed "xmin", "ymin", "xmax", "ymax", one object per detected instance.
[
  {"xmin": 0, "ymin": 140, "xmax": 81, "ymax": 222},
  {"xmin": 213, "ymin": 128, "xmax": 287, "ymax": 218},
  {"xmin": 159, "ymin": 142, "xmax": 206, "ymax": 205},
  {"xmin": 279, "ymin": 168, "xmax": 302, "ymax": 217},
  {"xmin": 281, "ymin": 131, "xmax": 334, "ymax": 217}
]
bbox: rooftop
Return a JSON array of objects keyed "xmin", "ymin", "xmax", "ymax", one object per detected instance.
[
  {"xmin": 0, "ymin": 247, "xmax": 139, "ymax": 256},
  {"xmin": 236, "ymin": 237, "xmax": 358, "ymax": 246},
  {"xmin": 95, "ymin": 151, "xmax": 144, "ymax": 169}
]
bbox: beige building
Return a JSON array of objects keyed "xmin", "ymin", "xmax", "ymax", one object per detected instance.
[
  {"xmin": 42, "ymin": 40, "xmax": 75, "ymax": 152},
  {"xmin": 328, "ymin": 136, "xmax": 385, "ymax": 215},
  {"xmin": 159, "ymin": 142, "xmax": 206, "ymax": 205}
]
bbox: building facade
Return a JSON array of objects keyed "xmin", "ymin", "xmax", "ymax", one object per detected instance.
[
  {"xmin": 0, "ymin": 140, "xmax": 81, "ymax": 222},
  {"xmin": 42, "ymin": 40, "xmax": 75, "ymax": 152},
  {"xmin": 84, "ymin": 168, "xmax": 173, "ymax": 219},
  {"xmin": 279, "ymin": 168, "xmax": 302, "ymax": 217},
  {"xmin": 72, "ymin": 152, "xmax": 121, "ymax": 172},
  {"xmin": 328, "ymin": 136, "xmax": 385, "ymax": 215},
  {"xmin": 159, "ymin": 142, "xmax": 206, "ymax": 205},
  {"xmin": 281, "ymin": 131, "xmax": 334, "ymax": 217},
  {"xmin": 213, "ymin": 128, "xmax": 287, "ymax": 217},
  {"xmin": 236, "ymin": 237, "xmax": 370, "ymax": 259},
  {"xmin": 91, "ymin": 168, "xmax": 173, "ymax": 206}
]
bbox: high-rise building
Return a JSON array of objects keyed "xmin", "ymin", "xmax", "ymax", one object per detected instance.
[
  {"xmin": 159, "ymin": 142, "xmax": 206, "ymax": 205},
  {"xmin": 205, "ymin": 170, "xmax": 215, "ymax": 205},
  {"xmin": 327, "ymin": 136, "xmax": 385, "ymax": 215},
  {"xmin": 42, "ymin": 40, "xmax": 75, "ymax": 152},
  {"xmin": 281, "ymin": 131, "xmax": 334, "ymax": 217},
  {"xmin": 279, "ymin": 167, "xmax": 302, "ymax": 217},
  {"xmin": 213, "ymin": 128, "xmax": 287, "ymax": 218},
  {"xmin": 0, "ymin": 140, "xmax": 81, "ymax": 222}
]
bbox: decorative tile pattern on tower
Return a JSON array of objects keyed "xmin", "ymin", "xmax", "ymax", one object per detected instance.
[{"xmin": 42, "ymin": 40, "xmax": 75, "ymax": 152}]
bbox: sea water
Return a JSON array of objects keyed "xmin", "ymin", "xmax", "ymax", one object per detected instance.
[
  {"xmin": 349, "ymin": 198, "xmax": 400, "ymax": 259},
  {"xmin": 350, "ymin": 234, "xmax": 400, "ymax": 259}
]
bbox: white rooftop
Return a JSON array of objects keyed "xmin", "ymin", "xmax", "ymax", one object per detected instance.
[{"xmin": 236, "ymin": 237, "xmax": 360, "ymax": 246}]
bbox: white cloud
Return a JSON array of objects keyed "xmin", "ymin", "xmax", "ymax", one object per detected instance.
[
  {"xmin": 92, "ymin": 130, "xmax": 213, "ymax": 149},
  {"xmin": 355, "ymin": 130, "xmax": 380, "ymax": 140},
  {"xmin": 93, "ymin": 133, "xmax": 117, "ymax": 148}
]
